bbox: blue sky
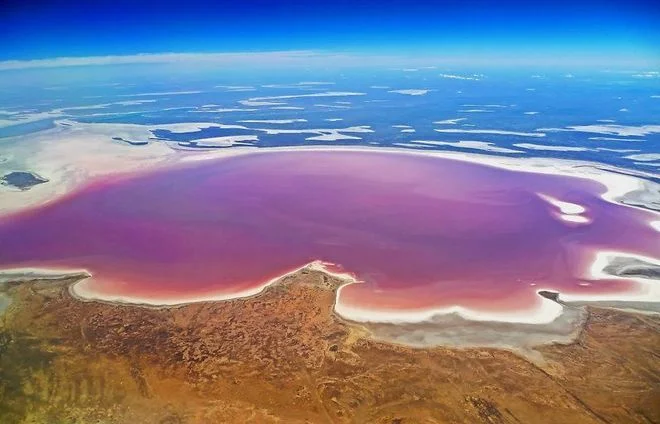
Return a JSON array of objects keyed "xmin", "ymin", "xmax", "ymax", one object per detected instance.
[{"xmin": 2, "ymin": 0, "xmax": 659, "ymax": 66}]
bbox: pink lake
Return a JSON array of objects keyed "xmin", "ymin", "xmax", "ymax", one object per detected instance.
[{"xmin": 0, "ymin": 150, "xmax": 657, "ymax": 322}]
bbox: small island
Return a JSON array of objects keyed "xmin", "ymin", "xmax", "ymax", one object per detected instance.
[{"xmin": 0, "ymin": 171, "xmax": 48, "ymax": 191}]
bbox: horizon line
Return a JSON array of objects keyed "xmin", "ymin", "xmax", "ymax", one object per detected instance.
[{"xmin": 1, "ymin": 50, "xmax": 658, "ymax": 71}]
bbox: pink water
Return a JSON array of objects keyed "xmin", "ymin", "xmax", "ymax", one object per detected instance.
[{"xmin": 0, "ymin": 150, "xmax": 657, "ymax": 317}]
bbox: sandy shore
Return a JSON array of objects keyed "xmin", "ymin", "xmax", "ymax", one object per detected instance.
[{"xmin": 1, "ymin": 252, "xmax": 658, "ymax": 353}]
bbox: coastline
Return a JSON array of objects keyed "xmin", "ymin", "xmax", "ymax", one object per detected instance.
[
  {"xmin": 0, "ymin": 121, "xmax": 658, "ymax": 350},
  {"xmin": 1, "ymin": 120, "xmax": 659, "ymax": 219},
  {"xmin": 1, "ymin": 254, "xmax": 658, "ymax": 353},
  {"xmin": 2, "ymin": 259, "xmax": 657, "ymax": 423}
]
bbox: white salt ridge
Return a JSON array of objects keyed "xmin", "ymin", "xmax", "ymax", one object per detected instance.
[
  {"xmin": 434, "ymin": 118, "xmax": 466, "ymax": 125},
  {"xmin": 409, "ymin": 140, "xmax": 522, "ymax": 153},
  {"xmin": 306, "ymin": 133, "xmax": 361, "ymax": 141},
  {"xmin": 314, "ymin": 104, "xmax": 351, "ymax": 109},
  {"xmin": 163, "ymin": 123, "xmax": 250, "ymax": 133},
  {"xmin": 596, "ymin": 148, "xmax": 640, "ymax": 153},
  {"xmin": 0, "ymin": 110, "xmax": 64, "ymax": 128},
  {"xmin": 588, "ymin": 137, "xmax": 644, "ymax": 142},
  {"xmin": 462, "ymin": 104, "xmax": 507, "ymax": 108},
  {"xmin": 538, "ymin": 194, "xmax": 586, "ymax": 215},
  {"xmin": 624, "ymin": 153, "xmax": 660, "ymax": 162},
  {"xmin": 439, "ymin": 74, "xmax": 480, "ymax": 81},
  {"xmin": 244, "ymin": 91, "xmax": 365, "ymax": 103},
  {"xmin": 558, "ymin": 251, "xmax": 660, "ymax": 303},
  {"xmin": 297, "ymin": 81, "xmax": 335, "ymax": 85},
  {"xmin": 388, "ymin": 89, "xmax": 430, "ymax": 96},
  {"xmin": 541, "ymin": 124, "xmax": 660, "ymax": 137},
  {"xmin": 335, "ymin": 285, "xmax": 564, "ymax": 325},
  {"xmin": 191, "ymin": 108, "xmax": 258, "ymax": 113},
  {"xmin": 215, "ymin": 85, "xmax": 255, "ymax": 90},
  {"xmin": 435, "ymin": 129, "xmax": 545, "ymax": 138},
  {"xmin": 239, "ymin": 100, "xmax": 287, "ymax": 106},
  {"xmin": 118, "ymin": 90, "xmax": 201, "ymax": 97},
  {"xmin": 254, "ymin": 125, "xmax": 373, "ymax": 142},
  {"xmin": 180, "ymin": 135, "xmax": 258, "ymax": 147},
  {"xmin": 514, "ymin": 143, "xmax": 591, "ymax": 152},
  {"xmin": 239, "ymin": 119, "xmax": 307, "ymax": 124},
  {"xmin": 538, "ymin": 194, "xmax": 590, "ymax": 224}
]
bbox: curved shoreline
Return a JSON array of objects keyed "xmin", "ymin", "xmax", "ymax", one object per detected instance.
[
  {"xmin": 1, "ymin": 120, "xmax": 659, "ymax": 219},
  {"xmin": 1, "ymin": 247, "xmax": 658, "ymax": 328},
  {"xmin": 0, "ymin": 128, "xmax": 658, "ymax": 344}
]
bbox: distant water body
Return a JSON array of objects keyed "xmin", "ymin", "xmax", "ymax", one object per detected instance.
[{"xmin": 0, "ymin": 150, "xmax": 657, "ymax": 322}]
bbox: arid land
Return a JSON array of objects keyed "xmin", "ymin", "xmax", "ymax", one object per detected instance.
[{"xmin": 0, "ymin": 269, "xmax": 658, "ymax": 424}]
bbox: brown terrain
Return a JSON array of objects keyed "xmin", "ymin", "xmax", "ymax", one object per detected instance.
[{"xmin": 0, "ymin": 270, "xmax": 658, "ymax": 424}]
